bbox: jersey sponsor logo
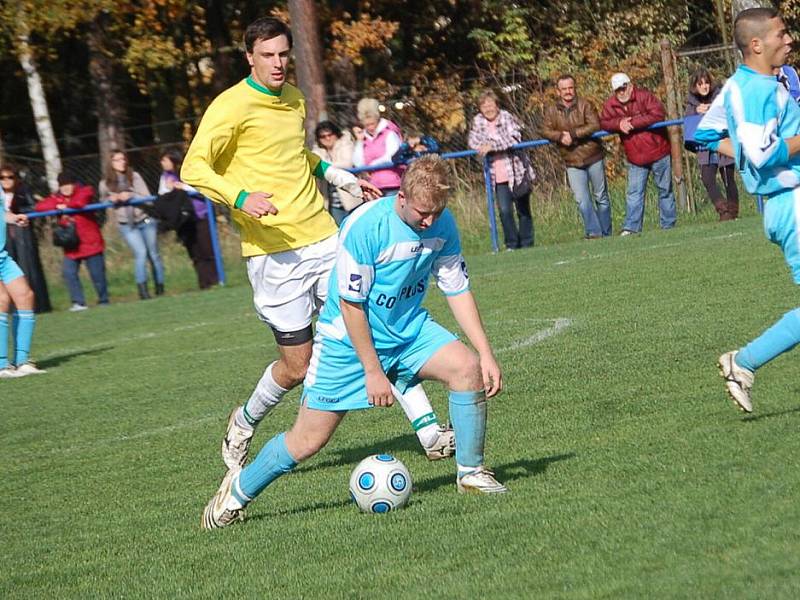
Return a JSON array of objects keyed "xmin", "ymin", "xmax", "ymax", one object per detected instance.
[
  {"xmin": 375, "ymin": 278, "xmax": 426, "ymax": 309},
  {"xmin": 348, "ymin": 273, "xmax": 362, "ymax": 292}
]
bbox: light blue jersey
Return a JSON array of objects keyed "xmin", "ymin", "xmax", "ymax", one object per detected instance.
[
  {"xmin": 695, "ymin": 64, "xmax": 800, "ymax": 196},
  {"xmin": 303, "ymin": 196, "xmax": 469, "ymax": 411},
  {"xmin": 316, "ymin": 196, "xmax": 469, "ymax": 349}
]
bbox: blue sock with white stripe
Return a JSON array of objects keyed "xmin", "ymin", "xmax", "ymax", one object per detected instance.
[
  {"xmin": 0, "ymin": 313, "xmax": 8, "ymax": 369},
  {"xmin": 736, "ymin": 308, "xmax": 800, "ymax": 372},
  {"xmin": 237, "ymin": 432, "xmax": 298, "ymax": 501},
  {"xmin": 13, "ymin": 309, "xmax": 35, "ymax": 365},
  {"xmin": 449, "ymin": 390, "xmax": 487, "ymax": 476}
]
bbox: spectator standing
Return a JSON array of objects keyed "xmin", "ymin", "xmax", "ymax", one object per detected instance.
[
  {"xmin": 468, "ymin": 89, "xmax": 535, "ymax": 250},
  {"xmin": 1, "ymin": 165, "xmax": 51, "ymax": 312},
  {"xmin": 35, "ymin": 173, "xmax": 109, "ymax": 311},
  {"xmin": 542, "ymin": 75, "xmax": 612, "ymax": 239},
  {"xmin": 600, "ymin": 73, "xmax": 677, "ymax": 235},
  {"xmin": 685, "ymin": 68, "xmax": 738, "ymax": 221},
  {"xmin": 352, "ymin": 98, "xmax": 404, "ymax": 196},
  {"xmin": 391, "ymin": 132, "xmax": 440, "ymax": 165},
  {"xmin": 99, "ymin": 150, "xmax": 165, "ymax": 299},
  {"xmin": 157, "ymin": 150, "xmax": 218, "ymax": 289},
  {"xmin": 312, "ymin": 121, "xmax": 362, "ymax": 225}
]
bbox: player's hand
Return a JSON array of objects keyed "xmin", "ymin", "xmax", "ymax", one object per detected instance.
[
  {"xmin": 365, "ymin": 369, "xmax": 394, "ymax": 407},
  {"xmin": 358, "ymin": 179, "xmax": 382, "ymax": 201},
  {"xmin": 242, "ymin": 192, "xmax": 278, "ymax": 218},
  {"xmin": 479, "ymin": 351, "xmax": 503, "ymax": 398}
]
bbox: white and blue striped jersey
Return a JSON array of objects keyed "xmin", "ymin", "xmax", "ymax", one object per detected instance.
[
  {"xmin": 695, "ymin": 64, "xmax": 800, "ymax": 196},
  {"xmin": 316, "ymin": 196, "xmax": 469, "ymax": 350}
]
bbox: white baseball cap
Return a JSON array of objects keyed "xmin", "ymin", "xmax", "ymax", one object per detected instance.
[{"xmin": 611, "ymin": 73, "xmax": 631, "ymax": 91}]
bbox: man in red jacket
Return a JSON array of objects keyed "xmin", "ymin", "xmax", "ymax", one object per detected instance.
[
  {"xmin": 600, "ymin": 73, "xmax": 677, "ymax": 235},
  {"xmin": 36, "ymin": 173, "xmax": 109, "ymax": 311}
]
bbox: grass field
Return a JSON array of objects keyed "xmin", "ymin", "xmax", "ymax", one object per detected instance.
[{"xmin": 4, "ymin": 208, "xmax": 800, "ymax": 598}]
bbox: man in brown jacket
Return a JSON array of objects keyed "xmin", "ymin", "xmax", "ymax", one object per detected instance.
[{"xmin": 542, "ymin": 74, "xmax": 612, "ymax": 238}]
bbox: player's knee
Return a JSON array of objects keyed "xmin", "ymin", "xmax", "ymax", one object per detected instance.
[
  {"xmin": 287, "ymin": 429, "xmax": 329, "ymax": 461},
  {"xmin": 18, "ymin": 286, "xmax": 35, "ymax": 309},
  {"xmin": 452, "ymin": 351, "xmax": 483, "ymax": 390},
  {"xmin": 0, "ymin": 290, "xmax": 9, "ymax": 312}
]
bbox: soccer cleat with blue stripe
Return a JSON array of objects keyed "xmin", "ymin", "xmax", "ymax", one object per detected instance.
[
  {"xmin": 202, "ymin": 468, "xmax": 246, "ymax": 530},
  {"xmin": 221, "ymin": 408, "xmax": 254, "ymax": 469},
  {"xmin": 457, "ymin": 467, "xmax": 508, "ymax": 494},
  {"xmin": 718, "ymin": 351, "xmax": 754, "ymax": 413},
  {"xmin": 425, "ymin": 424, "xmax": 456, "ymax": 461}
]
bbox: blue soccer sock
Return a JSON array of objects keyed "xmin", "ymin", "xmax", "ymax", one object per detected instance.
[
  {"xmin": 0, "ymin": 313, "xmax": 9, "ymax": 369},
  {"xmin": 12, "ymin": 309, "xmax": 35, "ymax": 365},
  {"xmin": 736, "ymin": 308, "xmax": 800, "ymax": 372},
  {"xmin": 237, "ymin": 432, "xmax": 298, "ymax": 501},
  {"xmin": 448, "ymin": 390, "xmax": 487, "ymax": 476}
]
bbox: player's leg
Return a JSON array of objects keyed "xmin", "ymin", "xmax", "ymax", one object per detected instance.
[
  {"xmin": 0, "ymin": 279, "xmax": 13, "ymax": 377},
  {"xmin": 720, "ymin": 190, "xmax": 800, "ymax": 412},
  {"xmin": 6, "ymin": 274, "xmax": 43, "ymax": 375},
  {"xmin": 203, "ymin": 406, "xmax": 345, "ymax": 530},
  {"xmin": 408, "ymin": 321, "xmax": 506, "ymax": 493}
]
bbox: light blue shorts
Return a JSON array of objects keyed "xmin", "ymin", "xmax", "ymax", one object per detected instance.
[
  {"xmin": 0, "ymin": 253, "xmax": 24, "ymax": 285},
  {"xmin": 302, "ymin": 317, "xmax": 457, "ymax": 412},
  {"xmin": 764, "ymin": 188, "xmax": 800, "ymax": 284}
]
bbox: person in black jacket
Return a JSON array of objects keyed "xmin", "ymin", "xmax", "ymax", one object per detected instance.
[{"xmin": 1, "ymin": 165, "xmax": 51, "ymax": 313}]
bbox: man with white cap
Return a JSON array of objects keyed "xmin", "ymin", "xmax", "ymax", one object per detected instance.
[{"xmin": 600, "ymin": 72, "xmax": 677, "ymax": 235}]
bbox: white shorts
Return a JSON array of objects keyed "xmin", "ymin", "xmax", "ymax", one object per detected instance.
[{"xmin": 247, "ymin": 234, "xmax": 337, "ymax": 333}]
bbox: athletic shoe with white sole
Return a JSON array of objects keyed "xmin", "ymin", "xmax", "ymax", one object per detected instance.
[
  {"xmin": 457, "ymin": 466, "xmax": 508, "ymax": 494},
  {"xmin": 718, "ymin": 350, "xmax": 754, "ymax": 413},
  {"xmin": 14, "ymin": 362, "xmax": 47, "ymax": 376},
  {"xmin": 0, "ymin": 366, "xmax": 23, "ymax": 379},
  {"xmin": 202, "ymin": 468, "xmax": 246, "ymax": 530},
  {"xmin": 425, "ymin": 424, "xmax": 456, "ymax": 461},
  {"xmin": 221, "ymin": 408, "xmax": 254, "ymax": 469}
]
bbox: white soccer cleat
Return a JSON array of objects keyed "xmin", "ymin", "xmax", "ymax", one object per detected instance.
[
  {"xmin": 221, "ymin": 408, "xmax": 254, "ymax": 469},
  {"xmin": 14, "ymin": 362, "xmax": 47, "ymax": 376},
  {"xmin": 457, "ymin": 466, "xmax": 508, "ymax": 494},
  {"xmin": 68, "ymin": 303, "xmax": 88, "ymax": 312},
  {"xmin": 0, "ymin": 366, "xmax": 23, "ymax": 379},
  {"xmin": 425, "ymin": 424, "xmax": 456, "ymax": 461},
  {"xmin": 718, "ymin": 350, "xmax": 754, "ymax": 413},
  {"xmin": 202, "ymin": 468, "xmax": 246, "ymax": 530}
]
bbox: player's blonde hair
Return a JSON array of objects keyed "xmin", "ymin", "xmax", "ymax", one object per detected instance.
[{"xmin": 400, "ymin": 155, "xmax": 451, "ymax": 211}]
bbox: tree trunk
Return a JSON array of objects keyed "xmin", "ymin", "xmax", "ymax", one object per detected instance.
[
  {"xmin": 205, "ymin": 0, "xmax": 239, "ymax": 96},
  {"xmin": 87, "ymin": 15, "xmax": 126, "ymax": 175},
  {"xmin": 288, "ymin": 0, "xmax": 328, "ymax": 144},
  {"xmin": 16, "ymin": 19, "xmax": 62, "ymax": 192}
]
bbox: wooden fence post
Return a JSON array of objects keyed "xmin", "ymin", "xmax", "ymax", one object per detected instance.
[{"xmin": 660, "ymin": 38, "xmax": 688, "ymax": 212}]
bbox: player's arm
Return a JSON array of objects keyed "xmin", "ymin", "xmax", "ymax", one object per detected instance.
[
  {"xmin": 181, "ymin": 98, "xmax": 277, "ymax": 219},
  {"xmin": 309, "ymin": 152, "xmax": 381, "ymax": 201},
  {"xmin": 4, "ymin": 210, "xmax": 28, "ymax": 226},
  {"xmin": 340, "ymin": 299, "xmax": 394, "ymax": 407},
  {"xmin": 445, "ymin": 291, "xmax": 502, "ymax": 398}
]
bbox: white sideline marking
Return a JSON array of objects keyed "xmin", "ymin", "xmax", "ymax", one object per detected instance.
[{"xmin": 496, "ymin": 317, "xmax": 572, "ymax": 353}]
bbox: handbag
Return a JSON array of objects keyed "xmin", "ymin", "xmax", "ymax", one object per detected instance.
[
  {"xmin": 52, "ymin": 219, "xmax": 80, "ymax": 250},
  {"xmin": 510, "ymin": 151, "xmax": 534, "ymax": 199}
]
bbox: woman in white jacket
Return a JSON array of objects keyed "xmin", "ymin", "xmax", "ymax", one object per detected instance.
[{"xmin": 312, "ymin": 121, "xmax": 362, "ymax": 225}]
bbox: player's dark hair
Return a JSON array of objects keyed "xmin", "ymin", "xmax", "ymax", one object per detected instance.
[
  {"xmin": 244, "ymin": 17, "xmax": 292, "ymax": 53},
  {"xmin": 734, "ymin": 7, "xmax": 780, "ymax": 54}
]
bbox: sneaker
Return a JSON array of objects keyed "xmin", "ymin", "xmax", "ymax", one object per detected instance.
[
  {"xmin": 221, "ymin": 408, "xmax": 254, "ymax": 469},
  {"xmin": 718, "ymin": 350, "xmax": 754, "ymax": 413},
  {"xmin": 457, "ymin": 466, "xmax": 508, "ymax": 494},
  {"xmin": 425, "ymin": 424, "xmax": 456, "ymax": 461},
  {"xmin": 202, "ymin": 468, "xmax": 246, "ymax": 530},
  {"xmin": 69, "ymin": 303, "xmax": 88, "ymax": 312},
  {"xmin": 0, "ymin": 366, "xmax": 23, "ymax": 379},
  {"xmin": 14, "ymin": 362, "xmax": 47, "ymax": 376}
]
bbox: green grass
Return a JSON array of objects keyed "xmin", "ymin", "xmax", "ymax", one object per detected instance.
[{"xmin": 4, "ymin": 203, "xmax": 800, "ymax": 598}]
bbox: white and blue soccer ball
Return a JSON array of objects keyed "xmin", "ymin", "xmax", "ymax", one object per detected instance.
[{"xmin": 349, "ymin": 454, "xmax": 412, "ymax": 513}]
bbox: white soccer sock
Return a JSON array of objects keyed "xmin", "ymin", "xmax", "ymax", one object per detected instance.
[
  {"xmin": 396, "ymin": 384, "xmax": 440, "ymax": 448},
  {"xmin": 239, "ymin": 362, "xmax": 289, "ymax": 428}
]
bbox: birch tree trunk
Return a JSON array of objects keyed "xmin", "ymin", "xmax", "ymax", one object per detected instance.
[{"xmin": 16, "ymin": 19, "xmax": 62, "ymax": 191}]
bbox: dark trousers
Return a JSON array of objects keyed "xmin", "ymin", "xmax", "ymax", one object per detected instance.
[
  {"xmin": 496, "ymin": 183, "xmax": 534, "ymax": 249},
  {"xmin": 700, "ymin": 163, "xmax": 739, "ymax": 220},
  {"xmin": 63, "ymin": 253, "xmax": 109, "ymax": 305},
  {"xmin": 178, "ymin": 219, "xmax": 219, "ymax": 289}
]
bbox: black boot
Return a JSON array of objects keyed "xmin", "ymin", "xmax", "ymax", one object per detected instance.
[
  {"xmin": 155, "ymin": 282, "xmax": 165, "ymax": 296},
  {"xmin": 137, "ymin": 283, "xmax": 151, "ymax": 300}
]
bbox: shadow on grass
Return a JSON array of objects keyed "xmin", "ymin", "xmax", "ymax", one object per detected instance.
[
  {"xmin": 741, "ymin": 406, "xmax": 800, "ymax": 422},
  {"xmin": 37, "ymin": 345, "xmax": 115, "ymax": 369},
  {"xmin": 295, "ymin": 432, "xmax": 430, "ymax": 475},
  {"xmin": 250, "ymin": 452, "xmax": 576, "ymax": 520}
]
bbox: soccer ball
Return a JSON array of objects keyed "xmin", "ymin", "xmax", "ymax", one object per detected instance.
[{"xmin": 349, "ymin": 454, "xmax": 412, "ymax": 513}]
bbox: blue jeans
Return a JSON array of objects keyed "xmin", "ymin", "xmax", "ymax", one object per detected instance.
[
  {"xmin": 624, "ymin": 154, "xmax": 677, "ymax": 232},
  {"xmin": 118, "ymin": 219, "xmax": 164, "ymax": 285},
  {"xmin": 566, "ymin": 159, "xmax": 612, "ymax": 237},
  {"xmin": 63, "ymin": 253, "xmax": 108, "ymax": 305},
  {"xmin": 495, "ymin": 183, "xmax": 534, "ymax": 249}
]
